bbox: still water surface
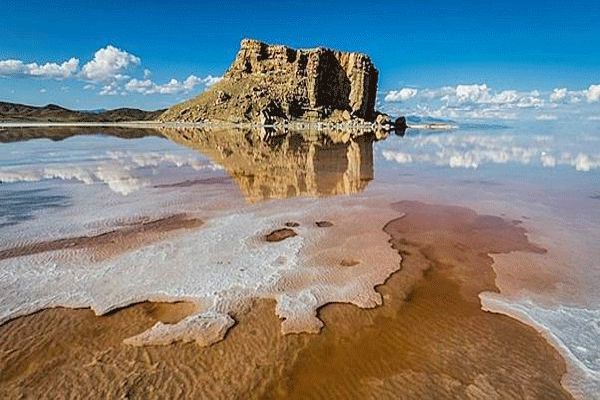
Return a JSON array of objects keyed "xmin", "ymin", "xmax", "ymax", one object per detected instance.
[{"xmin": 0, "ymin": 122, "xmax": 598, "ymax": 399}]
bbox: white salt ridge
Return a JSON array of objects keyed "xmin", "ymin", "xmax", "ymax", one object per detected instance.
[
  {"xmin": 0, "ymin": 196, "xmax": 401, "ymax": 347},
  {"xmin": 124, "ymin": 311, "xmax": 236, "ymax": 347},
  {"xmin": 481, "ymin": 294, "xmax": 600, "ymax": 400}
]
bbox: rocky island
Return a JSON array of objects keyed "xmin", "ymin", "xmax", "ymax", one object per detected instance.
[{"xmin": 159, "ymin": 39, "xmax": 398, "ymax": 127}]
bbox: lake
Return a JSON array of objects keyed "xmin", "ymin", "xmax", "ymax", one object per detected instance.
[{"xmin": 0, "ymin": 121, "xmax": 598, "ymax": 399}]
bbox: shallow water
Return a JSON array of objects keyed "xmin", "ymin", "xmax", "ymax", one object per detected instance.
[{"xmin": 0, "ymin": 122, "xmax": 598, "ymax": 399}]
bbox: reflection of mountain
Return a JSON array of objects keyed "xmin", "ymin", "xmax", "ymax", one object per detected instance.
[
  {"xmin": 159, "ymin": 127, "xmax": 375, "ymax": 202},
  {"xmin": 0, "ymin": 127, "xmax": 163, "ymax": 143}
]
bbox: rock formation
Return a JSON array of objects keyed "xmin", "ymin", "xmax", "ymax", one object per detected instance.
[{"xmin": 159, "ymin": 39, "xmax": 385, "ymax": 124}]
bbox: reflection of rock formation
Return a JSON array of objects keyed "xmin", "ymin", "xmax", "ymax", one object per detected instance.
[{"xmin": 159, "ymin": 127, "xmax": 374, "ymax": 202}]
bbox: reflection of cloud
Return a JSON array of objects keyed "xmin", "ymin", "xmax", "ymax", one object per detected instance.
[
  {"xmin": 540, "ymin": 153, "xmax": 556, "ymax": 167},
  {"xmin": 94, "ymin": 165, "xmax": 145, "ymax": 195},
  {"xmin": 574, "ymin": 153, "xmax": 600, "ymax": 171},
  {"xmin": 0, "ymin": 165, "xmax": 141, "ymax": 195},
  {"xmin": 0, "ymin": 167, "xmax": 93, "ymax": 184},
  {"xmin": 382, "ymin": 134, "xmax": 600, "ymax": 171},
  {"xmin": 381, "ymin": 151, "xmax": 412, "ymax": 164},
  {"xmin": 107, "ymin": 151, "xmax": 223, "ymax": 171},
  {"xmin": 0, "ymin": 150, "xmax": 221, "ymax": 195},
  {"xmin": 535, "ymin": 114, "xmax": 558, "ymax": 121}
]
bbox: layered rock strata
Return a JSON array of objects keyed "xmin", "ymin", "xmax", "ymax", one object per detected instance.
[{"xmin": 159, "ymin": 39, "xmax": 385, "ymax": 123}]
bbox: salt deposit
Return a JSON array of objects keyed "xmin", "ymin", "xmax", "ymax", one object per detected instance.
[{"xmin": 0, "ymin": 181, "xmax": 401, "ymax": 345}]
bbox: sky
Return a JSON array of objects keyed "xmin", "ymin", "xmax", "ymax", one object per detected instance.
[{"xmin": 1, "ymin": 0, "xmax": 600, "ymax": 120}]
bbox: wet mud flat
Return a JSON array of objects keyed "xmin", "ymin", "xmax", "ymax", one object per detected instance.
[{"xmin": 0, "ymin": 201, "xmax": 572, "ymax": 399}]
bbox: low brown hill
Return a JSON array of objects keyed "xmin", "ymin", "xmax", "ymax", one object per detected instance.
[{"xmin": 0, "ymin": 101, "xmax": 164, "ymax": 122}]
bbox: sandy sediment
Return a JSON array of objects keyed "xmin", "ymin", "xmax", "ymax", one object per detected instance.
[{"xmin": 0, "ymin": 201, "xmax": 573, "ymax": 399}]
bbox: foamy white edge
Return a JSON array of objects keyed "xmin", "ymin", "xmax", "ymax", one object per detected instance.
[{"xmin": 481, "ymin": 292, "xmax": 600, "ymax": 400}]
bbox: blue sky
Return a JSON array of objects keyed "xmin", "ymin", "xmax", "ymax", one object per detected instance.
[{"xmin": 1, "ymin": 0, "xmax": 600, "ymax": 119}]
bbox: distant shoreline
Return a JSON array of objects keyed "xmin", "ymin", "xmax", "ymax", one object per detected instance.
[
  {"xmin": 0, "ymin": 121, "xmax": 163, "ymax": 128},
  {"xmin": 0, "ymin": 121, "xmax": 456, "ymax": 130}
]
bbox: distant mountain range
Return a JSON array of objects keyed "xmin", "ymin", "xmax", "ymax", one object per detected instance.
[{"xmin": 0, "ymin": 102, "xmax": 165, "ymax": 123}]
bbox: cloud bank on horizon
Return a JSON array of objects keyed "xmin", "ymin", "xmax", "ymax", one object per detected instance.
[
  {"xmin": 382, "ymin": 83, "xmax": 600, "ymax": 121},
  {"xmin": 1, "ymin": 45, "xmax": 599, "ymax": 121},
  {"xmin": 0, "ymin": 45, "xmax": 221, "ymax": 99}
]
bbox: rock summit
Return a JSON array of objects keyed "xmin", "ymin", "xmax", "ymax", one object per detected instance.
[{"xmin": 159, "ymin": 39, "xmax": 387, "ymax": 124}]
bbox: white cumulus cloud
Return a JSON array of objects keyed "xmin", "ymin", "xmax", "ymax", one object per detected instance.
[
  {"xmin": 81, "ymin": 45, "xmax": 140, "ymax": 82},
  {"xmin": 550, "ymin": 88, "xmax": 568, "ymax": 102},
  {"xmin": 99, "ymin": 82, "xmax": 119, "ymax": 96},
  {"xmin": 1, "ymin": 46, "xmax": 222, "ymax": 98},
  {"xmin": 455, "ymin": 84, "xmax": 490, "ymax": 103},
  {"xmin": 585, "ymin": 84, "xmax": 600, "ymax": 102},
  {"xmin": 381, "ymin": 83, "xmax": 553, "ymax": 121},
  {"xmin": 203, "ymin": 75, "xmax": 222, "ymax": 87},
  {"xmin": 549, "ymin": 87, "xmax": 586, "ymax": 104},
  {"xmin": 125, "ymin": 75, "xmax": 220, "ymax": 95},
  {"xmin": 384, "ymin": 88, "xmax": 418, "ymax": 102},
  {"xmin": 0, "ymin": 58, "xmax": 79, "ymax": 79}
]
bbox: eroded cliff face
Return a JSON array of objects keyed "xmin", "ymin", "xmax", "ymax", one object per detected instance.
[{"xmin": 159, "ymin": 39, "xmax": 381, "ymax": 123}]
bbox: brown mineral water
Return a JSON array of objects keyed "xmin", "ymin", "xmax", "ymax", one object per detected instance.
[{"xmin": 0, "ymin": 202, "xmax": 571, "ymax": 399}]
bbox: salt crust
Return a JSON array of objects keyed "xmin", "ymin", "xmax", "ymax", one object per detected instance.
[
  {"xmin": 123, "ymin": 311, "xmax": 236, "ymax": 347},
  {"xmin": 0, "ymin": 196, "xmax": 401, "ymax": 347}
]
